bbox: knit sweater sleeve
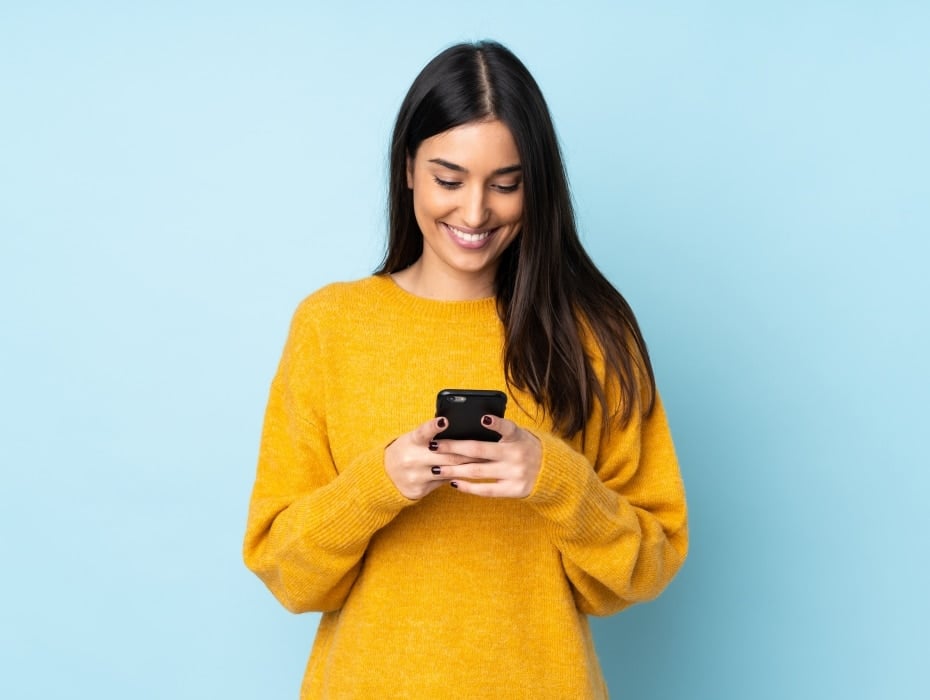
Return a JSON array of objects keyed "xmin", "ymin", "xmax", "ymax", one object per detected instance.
[
  {"xmin": 242, "ymin": 298, "xmax": 414, "ymax": 614},
  {"xmin": 524, "ymin": 393, "xmax": 688, "ymax": 616}
]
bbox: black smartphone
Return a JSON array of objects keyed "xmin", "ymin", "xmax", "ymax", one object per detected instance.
[{"xmin": 434, "ymin": 389, "xmax": 507, "ymax": 442}]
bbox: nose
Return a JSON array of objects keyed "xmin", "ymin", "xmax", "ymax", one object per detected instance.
[{"xmin": 460, "ymin": 184, "xmax": 490, "ymax": 229}]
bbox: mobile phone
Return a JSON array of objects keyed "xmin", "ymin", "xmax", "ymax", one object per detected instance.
[{"xmin": 434, "ymin": 389, "xmax": 507, "ymax": 442}]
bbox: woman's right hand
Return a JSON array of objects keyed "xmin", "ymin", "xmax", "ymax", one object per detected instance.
[{"xmin": 384, "ymin": 417, "xmax": 472, "ymax": 500}]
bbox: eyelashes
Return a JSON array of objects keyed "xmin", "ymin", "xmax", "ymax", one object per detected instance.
[{"xmin": 432, "ymin": 176, "xmax": 521, "ymax": 193}]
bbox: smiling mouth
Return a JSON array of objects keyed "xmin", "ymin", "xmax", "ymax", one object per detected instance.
[{"xmin": 445, "ymin": 223, "xmax": 496, "ymax": 243}]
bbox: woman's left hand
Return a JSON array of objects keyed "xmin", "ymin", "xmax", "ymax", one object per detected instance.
[{"xmin": 431, "ymin": 415, "xmax": 542, "ymax": 498}]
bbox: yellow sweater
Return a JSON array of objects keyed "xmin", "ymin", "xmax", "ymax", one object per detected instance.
[{"xmin": 243, "ymin": 275, "xmax": 688, "ymax": 699}]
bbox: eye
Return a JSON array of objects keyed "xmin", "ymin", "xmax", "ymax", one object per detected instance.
[
  {"xmin": 433, "ymin": 176, "xmax": 461, "ymax": 190},
  {"xmin": 493, "ymin": 182, "xmax": 521, "ymax": 194}
]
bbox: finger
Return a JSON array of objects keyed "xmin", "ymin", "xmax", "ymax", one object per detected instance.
[
  {"xmin": 435, "ymin": 453, "xmax": 481, "ymax": 466},
  {"xmin": 427, "ymin": 457, "xmax": 486, "ymax": 478},
  {"xmin": 482, "ymin": 414, "xmax": 520, "ymax": 441},
  {"xmin": 449, "ymin": 479, "xmax": 524, "ymax": 498},
  {"xmin": 428, "ymin": 465, "xmax": 451, "ymax": 479},
  {"xmin": 428, "ymin": 437, "xmax": 495, "ymax": 459},
  {"xmin": 438, "ymin": 460, "xmax": 511, "ymax": 481},
  {"xmin": 413, "ymin": 416, "xmax": 450, "ymax": 445}
]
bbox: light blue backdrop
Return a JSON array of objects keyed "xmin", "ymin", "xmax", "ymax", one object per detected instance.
[{"xmin": 1, "ymin": 2, "xmax": 927, "ymax": 698}]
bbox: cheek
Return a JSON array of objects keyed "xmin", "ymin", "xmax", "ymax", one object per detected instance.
[
  {"xmin": 415, "ymin": 190, "xmax": 459, "ymax": 221},
  {"xmin": 411, "ymin": 190, "xmax": 451, "ymax": 232},
  {"xmin": 504, "ymin": 197, "xmax": 524, "ymax": 225},
  {"xmin": 410, "ymin": 181, "xmax": 433, "ymax": 215}
]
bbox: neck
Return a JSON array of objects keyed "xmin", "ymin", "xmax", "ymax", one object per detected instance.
[{"xmin": 391, "ymin": 259, "xmax": 496, "ymax": 301}]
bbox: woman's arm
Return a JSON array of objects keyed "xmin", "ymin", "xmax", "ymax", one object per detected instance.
[
  {"xmin": 525, "ymin": 394, "xmax": 688, "ymax": 615},
  {"xmin": 242, "ymin": 304, "xmax": 414, "ymax": 613},
  {"xmin": 432, "ymin": 393, "xmax": 687, "ymax": 616}
]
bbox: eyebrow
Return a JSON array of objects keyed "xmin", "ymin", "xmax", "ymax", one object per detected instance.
[{"xmin": 428, "ymin": 158, "xmax": 522, "ymax": 176}]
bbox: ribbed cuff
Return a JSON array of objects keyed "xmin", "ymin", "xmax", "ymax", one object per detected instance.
[
  {"xmin": 525, "ymin": 432, "xmax": 633, "ymax": 544},
  {"xmin": 308, "ymin": 445, "xmax": 416, "ymax": 552}
]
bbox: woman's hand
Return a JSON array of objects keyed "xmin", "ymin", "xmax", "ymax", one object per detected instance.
[
  {"xmin": 384, "ymin": 417, "xmax": 476, "ymax": 500},
  {"xmin": 430, "ymin": 415, "xmax": 542, "ymax": 498}
]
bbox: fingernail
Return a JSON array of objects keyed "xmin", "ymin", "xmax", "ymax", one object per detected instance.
[
  {"xmin": 428, "ymin": 440, "xmax": 438, "ymax": 451},
  {"xmin": 431, "ymin": 466, "xmax": 441, "ymax": 475},
  {"xmin": 437, "ymin": 417, "xmax": 448, "ymax": 429},
  {"xmin": 482, "ymin": 415, "xmax": 493, "ymax": 426},
  {"xmin": 450, "ymin": 481, "xmax": 459, "ymax": 489}
]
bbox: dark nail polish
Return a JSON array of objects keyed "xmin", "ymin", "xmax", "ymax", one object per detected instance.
[
  {"xmin": 431, "ymin": 466, "xmax": 441, "ymax": 475},
  {"xmin": 428, "ymin": 440, "xmax": 438, "ymax": 451},
  {"xmin": 482, "ymin": 415, "xmax": 493, "ymax": 426},
  {"xmin": 437, "ymin": 417, "xmax": 448, "ymax": 429},
  {"xmin": 450, "ymin": 481, "xmax": 459, "ymax": 489}
]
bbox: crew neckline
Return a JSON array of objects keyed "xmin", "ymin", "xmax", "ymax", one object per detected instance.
[{"xmin": 370, "ymin": 274, "xmax": 499, "ymax": 323}]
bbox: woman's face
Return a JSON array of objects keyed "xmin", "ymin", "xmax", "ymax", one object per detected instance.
[{"xmin": 406, "ymin": 119, "xmax": 523, "ymax": 291}]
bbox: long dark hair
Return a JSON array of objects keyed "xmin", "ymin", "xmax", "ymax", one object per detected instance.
[{"xmin": 376, "ymin": 40, "xmax": 655, "ymax": 436}]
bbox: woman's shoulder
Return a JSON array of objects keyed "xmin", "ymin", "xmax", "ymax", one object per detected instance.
[{"xmin": 293, "ymin": 275, "xmax": 388, "ymax": 319}]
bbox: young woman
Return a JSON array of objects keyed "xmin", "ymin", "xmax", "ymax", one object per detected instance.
[{"xmin": 244, "ymin": 40, "xmax": 688, "ymax": 698}]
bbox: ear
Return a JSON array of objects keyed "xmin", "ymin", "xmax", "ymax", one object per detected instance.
[{"xmin": 406, "ymin": 155, "xmax": 414, "ymax": 189}]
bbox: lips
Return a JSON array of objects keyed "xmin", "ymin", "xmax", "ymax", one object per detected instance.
[{"xmin": 443, "ymin": 222, "xmax": 497, "ymax": 246}]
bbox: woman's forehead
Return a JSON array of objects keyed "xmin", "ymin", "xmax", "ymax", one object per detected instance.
[{"xmin": 416, "ymin": 120, "xmax": 520, "ymax": 167}]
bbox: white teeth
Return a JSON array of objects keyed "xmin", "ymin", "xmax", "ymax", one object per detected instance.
[{"xmin": 448, "ymin": 225, "xmax": 492, "ymax": 242}]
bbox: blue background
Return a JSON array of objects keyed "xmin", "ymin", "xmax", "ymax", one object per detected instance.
[{"xmin": 2, "ymin": 2, "xmax": 927, "ymax": 698}]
